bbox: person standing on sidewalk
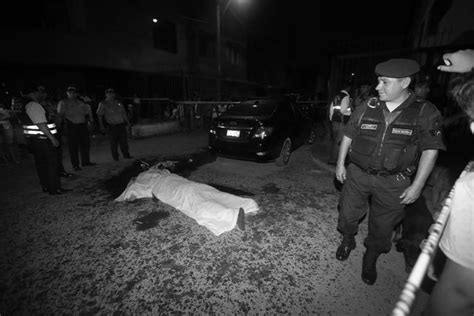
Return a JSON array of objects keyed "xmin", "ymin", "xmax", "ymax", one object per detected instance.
[
  {"xmin": 58, "ymin": 86, "xmax": 95, "ymax": 171},
  {"xmin": 18, "ymin": 85, "xmax": 68, "ymax": 195},
  {"xmin": 328, "ymin": 82, "xmax": 352, "ymax": 165},
  {"xmin": 334, "ymin": 58, "xmax": 445, "ymax": 285},
  {"xmin": 96, "ymin": 88, "xmax": 132, "ymax": 161}
]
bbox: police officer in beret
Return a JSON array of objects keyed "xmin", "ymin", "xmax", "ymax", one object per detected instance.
[{"xmin": 334, "ymin": 58, "xmax": 446, "ymax": 285}]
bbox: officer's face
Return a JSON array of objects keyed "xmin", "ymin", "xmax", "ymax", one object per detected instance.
[
  {"xmin": 376, "ymin": 77, "xmax": 409, "ymax": 102},
  {"xmin": 32, "ymin": 90, "xmax": 46, "ymax": 102},
  {"xmin": 105, "ymin": 91, "xmax": 116, "ymax": 99},
  {"xmin": 67, "ymin": 90, "xmax": 77, "ymax": 98}
]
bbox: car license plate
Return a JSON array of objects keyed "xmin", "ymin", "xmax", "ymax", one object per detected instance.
[{"xmin": 226, "ymin": 130, "xmax": 240, "ymax": 137}]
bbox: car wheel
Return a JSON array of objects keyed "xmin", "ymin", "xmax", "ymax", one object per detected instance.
[
  {"xmin": 275, "ymin": 137, "xmax": 292, "ymax": 166},
  {"xmin": 307, "ymin": 127, "xmax": 317, "ymax": 144}
]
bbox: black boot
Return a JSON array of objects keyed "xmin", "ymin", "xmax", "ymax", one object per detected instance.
[
  {"xmin": 236, "ymin": 207, "xmax": 245, "ymax": 231},
  {"xmin": 362, "ymin": 250, "xmax": 380, "ymax": 285},
  {"xmin": 336, "ymin": 235, "xmax": 356, "ymax": 261}
]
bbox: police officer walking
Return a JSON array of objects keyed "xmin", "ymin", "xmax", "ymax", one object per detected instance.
[
  {"xmin": 58, "ymin": 86, "xmax": 95, "ymax": 171},
  {"xmin": 97, "ymin": 88, "xmax": 132, "ymax": 161},
  {"xmin": 334, "ymin": 59, "xmax": 446, "ymax": 285},
  {"xmin": 328, "ymin": 82, "xmax": 352, "ymax": 165},
  {"xmin": 19, "ymin": 86, "xmax": 68, "ymax": 195}
]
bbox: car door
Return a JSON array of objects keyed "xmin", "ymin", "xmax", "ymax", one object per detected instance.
[
  {"xmin": 274, "ymin": 101, "xmax": 298, "ymax": 143},
  {"xmin": 290, "ymin": 102, "xmax": 312, "ymax": 147}
]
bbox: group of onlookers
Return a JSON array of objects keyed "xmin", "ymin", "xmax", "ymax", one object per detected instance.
[{"xmin": 0, "ymin": 84, "xmax": 134, "ymax": 194}]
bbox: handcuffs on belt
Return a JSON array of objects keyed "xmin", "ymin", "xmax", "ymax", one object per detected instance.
[{"xmin": 365, "ymin": 168, "xmax": 407, "ymax": 181}]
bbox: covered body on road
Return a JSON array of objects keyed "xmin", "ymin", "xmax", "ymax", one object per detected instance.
[{"xmin": 116, "ymin": 167, "xmax": 259, "ymax": 235}]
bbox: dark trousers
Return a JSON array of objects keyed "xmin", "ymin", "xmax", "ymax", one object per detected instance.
[
  {"xmin": 108, "ymin": 124, "xmax": 130, "ymax": 160},
  {"xmin": 29, "ymin": 138, "xmax": 60, "ymax": 192},
  {"xmin": 57, "ymin": 131, "xmax": 66, "ymax": 173},
  {"xmin": 66, "ymin": 122, "xmax": 91, "ymax": 167},
  {"xmin": 337, "ymin": 164, "xmax": 410, "ymax": 253}
]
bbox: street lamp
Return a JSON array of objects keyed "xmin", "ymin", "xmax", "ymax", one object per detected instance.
[{"xmin": 216, "ymin": 0, "xmax": 246, "ymax": 100}]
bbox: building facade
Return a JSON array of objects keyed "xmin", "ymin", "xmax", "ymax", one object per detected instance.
[{"xmin": 0, "ymin": 0, "xmax": 253, "ymax": 100}]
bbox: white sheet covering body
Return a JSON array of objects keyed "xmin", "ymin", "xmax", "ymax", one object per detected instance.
[{"xmin": 115, "ymin": 169, "xmax": 259, "ymax": 235}]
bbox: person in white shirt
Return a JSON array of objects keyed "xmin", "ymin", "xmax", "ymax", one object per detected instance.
[
  {"xmin": 328, "ymin": 82, "xmax": 352, "ymax": 165},
  {"xmin": 19, "ymin": 86, "xmax": 67, "ymax": 195},
  {"xmin": 57, "ymin": 86, "xmax": 95, "ymax": 171},
  {"xmin": 425, "ymin": 49, "xmax": 474, "ymax": 316}
]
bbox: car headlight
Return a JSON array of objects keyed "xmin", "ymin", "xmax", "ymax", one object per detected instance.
[
  {"xmin": 209, "ymin": 128, "xmax": 216, "ymax": 135},
  {"xmin": 252, "ymin": 126, "xmax": 273, "ymax": 139}
]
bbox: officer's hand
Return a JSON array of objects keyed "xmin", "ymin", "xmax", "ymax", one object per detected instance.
[
  {"xmin": 50, "ymin": 137, "xmax": 60, "ymax": 148},
  {"xmin": 400, "ymin": 184, "xmax": 423, "ymax": 204},
  {"xmin": 437, "ymin": 49, "xmax": 474, "ymax": 73},
  {"xmin": 335, "ymin": 164, "xmax": 347, "ymax": 183}
]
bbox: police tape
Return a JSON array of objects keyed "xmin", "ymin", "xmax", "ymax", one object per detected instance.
[{"xmin": 391, "ymin": 160, "xmax": 474, "ymax": 316}]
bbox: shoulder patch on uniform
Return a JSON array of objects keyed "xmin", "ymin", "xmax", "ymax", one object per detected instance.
[
  {"xmin": 367, "ymin": 97, "xmax": 379, "ymax": 108},
  {"xmin": 361, "ymin": 123, "xmax": 378, "ymax": 130},
  {"xmin": 392, "ymin": 127, "xmax": 413, "ymax": 136}
]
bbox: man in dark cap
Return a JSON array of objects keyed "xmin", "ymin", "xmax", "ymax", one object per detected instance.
[
  {"xmin": 334, "ymin": 58, "xmax": 446, "ymax": 285},
  {"xmin": 17, "ymin": 85, "xmax": 69, "ymax": 195}
]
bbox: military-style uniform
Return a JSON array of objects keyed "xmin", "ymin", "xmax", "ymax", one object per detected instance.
[{"xmin": 339, "ymin": 92, "xmax": 446, "ymax": 253}]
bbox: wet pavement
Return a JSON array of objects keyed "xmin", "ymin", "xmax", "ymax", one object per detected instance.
[{"xmin": 0, "ymin": 130, "xmax": 430, "ymax": 314}]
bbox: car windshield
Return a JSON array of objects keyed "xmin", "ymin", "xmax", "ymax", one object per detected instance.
[{"xmin": 224, "ymin": 100, "xmax": 276, "ymax": 117}]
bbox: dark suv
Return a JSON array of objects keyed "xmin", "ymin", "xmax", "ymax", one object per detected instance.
[{"xmin": 208, "ymin": 98, "xmax": 316, "ymax": 165}]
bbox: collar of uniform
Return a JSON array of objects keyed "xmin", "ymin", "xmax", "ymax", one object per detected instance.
[{"xmin": 379, "ymin": 91, "xmax": 416, "ymax": 112}]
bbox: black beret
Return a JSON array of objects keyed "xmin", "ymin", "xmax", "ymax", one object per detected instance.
[{"xmin": 375, "ymin": 58, "xmax": 420, "ymax": 78}]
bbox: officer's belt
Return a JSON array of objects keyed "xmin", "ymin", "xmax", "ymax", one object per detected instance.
[
  {"xmin": 364, "ymin": 168, "xmax": 397, "ymax": 176},
  {"xmin": 362, "ymin": 168, "xmax": 410, "ymax": 177}
]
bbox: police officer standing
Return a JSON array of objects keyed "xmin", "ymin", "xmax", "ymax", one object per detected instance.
[
  {"xmin": 58, "ymin": 86, "xmax": 95, "ymax": 171},
  {"xmin": 19, "ymin": 86, "xmax": 67, "ymax": 195},
  {"xmin": 96, "ymin": 88, "xmax": 132, "ymax": 161},
  {"xmin": 328, "ymin": 82, "xmax": 352, "ymax": 165},
  {"xmin": 38, "ymin": 85, "xmax": 74, "ymax": 177},
  {"xmin": 334, "ymin": 59, "xmax": 446, "ymax": 285}
]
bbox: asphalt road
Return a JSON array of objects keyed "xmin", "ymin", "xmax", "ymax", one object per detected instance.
[{"xmin": 0, "ymin": 130, "xmax": 429, "ymax": 315}]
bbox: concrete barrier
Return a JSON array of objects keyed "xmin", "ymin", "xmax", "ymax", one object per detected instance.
[{"xmin": 131, "ymin": 121, "xmax": 181, "ymax": 138}]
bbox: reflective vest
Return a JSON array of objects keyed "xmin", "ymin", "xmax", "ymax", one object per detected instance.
[
  {"xmin": 18, "ymin": 104, "xmax": 58, "ymax": 140},
  {"xmin": 349, "ymin": 97, "xmax": 426, "ymax": 174},
  {"xmin": 331, "ymin": 90, "xmax": 351, "ymax": 123}
]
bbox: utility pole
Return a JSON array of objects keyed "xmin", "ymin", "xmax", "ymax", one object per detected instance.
[{"xmin": 216, "ymin": 0, "xmax": 222, "ymax": 101}]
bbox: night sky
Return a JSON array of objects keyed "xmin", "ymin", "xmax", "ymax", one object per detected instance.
[
  {"xmin": 246, "ymin": 0, "xmax": 415, "ymax": 36},
  {"xmin": 245, "ymin": 0, "xmax": 416, "ymax": 61}
]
